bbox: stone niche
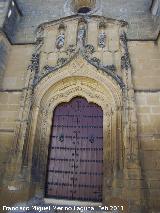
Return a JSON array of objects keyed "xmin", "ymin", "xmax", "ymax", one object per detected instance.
[
  {"xmin": 65, "ymin": 0, "xmax": 102, "ymax": 16},
  {"xmin": 71, "ymin": 0, "xmax": 96, "ymax": 13}
]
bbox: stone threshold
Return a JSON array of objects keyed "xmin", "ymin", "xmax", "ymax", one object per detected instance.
[
  {"xmin": 44, "ymin": 198, "xmax": 102, "ymax": 207},
  {"xmin": 44, "ymin": 199, "xmax": 114, "ymax": 212}
]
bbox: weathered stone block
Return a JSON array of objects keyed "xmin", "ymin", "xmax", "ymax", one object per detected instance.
[
  {"xmin": 141, "ymin": 150, "xmax": 160, "ymax": 170},
  {"xmin": 135, "ymin": 93, "xmax": 147, "ymax": 105},
  {"xmin": 137, "ymin": 106, "xmax": 151, "ymax": 113},
  {"xmin": 147, "ymin": 94, "xmax": 160, "ymax": 105},
  {"xmin": 145, "ymin": 170, "xmax": 160, "ymax": 180},
  {"xmin": 0, "ymin": 93, "xmax": 8, "ymax": 104},
  {"xmin": 8, "ymin": 93, "xmax": 21, "ymax": 105},
  {"xmin": 147, "ymin": 180, "xmax": 160, "ymax": 189},
  {"xmin": 151, "ymin": 106, "xmax": 160, "ymax": 113},
  {"xmin": 140, "ymin": 140, "xmax": 160, "ymax": 151},
  {"xmin": 149, "ymin": 115, "xmax": 160, "ymax": 132}
]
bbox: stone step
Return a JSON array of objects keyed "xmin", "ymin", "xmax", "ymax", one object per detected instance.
[{"xmin": 7, "ymin": 197, "xmax": 120, "ymax": 213}]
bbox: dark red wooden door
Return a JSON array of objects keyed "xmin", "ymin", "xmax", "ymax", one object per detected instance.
[{"xmin": 46, "ymin": 97, "xmax": 103, "ymax": 202}]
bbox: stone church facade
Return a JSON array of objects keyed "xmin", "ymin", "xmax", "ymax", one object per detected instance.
[{"xmin": 0, "ymin": 0, "xmax": 160, "ymax": 212}]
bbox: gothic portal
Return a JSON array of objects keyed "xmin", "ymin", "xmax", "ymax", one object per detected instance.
[{"xmin": 0, "ymin": 0, "xmax": 160, "ymax": 213}]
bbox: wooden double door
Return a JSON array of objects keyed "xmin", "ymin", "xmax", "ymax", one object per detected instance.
[{"xmin": 45, "ymin": 97, "xmax": 103, "ymax": 202}]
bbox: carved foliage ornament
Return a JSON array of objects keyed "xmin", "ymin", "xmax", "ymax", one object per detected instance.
[
  {"xmin": 40, "ymin": 44, "xmax": 77, "ymax": 79},
  {"xmin": 84, "ymin": 44, "xmax": 95, "ymax": 56},
  {"xmin": 89, "ymin": 57, "xmax": 101, "ymax": 66},
  {"xmin": 57, "ymin": 58, "xmax": 68, "ymax": 66},
  {"xmin": 121, "ymin": 53, "xmax": 130, "ymax": 71},
  {"xmin": 98, "ymin": 31, "xmax": 106, "ymax": 48},
  {"xmin": 83, "ymin": 45, "xmax": 117, "ymax": 74},
  {"xmin": 37, "ymin": 43, "xmax": 123, "ymax": 88},
  {"xmin": 120, "ymin": 32, "xmax": 131, "ymax": 71},
  {"xmin": 66, "ymin": 44, "xmax": 76, "ymax": 55},
  {"xmin": 35, "ymin": 26, "xmax": 44, "ymax": 52},
  {"xmin": 120, "ymin": 31, "xmax": 127, "ymax": 45},
  {"xmin": 29, "ymin": 20, "xmax": 125, "ymax": 89},
  {"xmin": 42, "ymin": 58, "xmax": 68, "ymax": 75},
  {"xmin": 28, "ymin": 53, "xmax": 40, "ymax": 73},
  {"xmin": 30, "ymin": 42, "xmax": 124, "ymax": 89}
]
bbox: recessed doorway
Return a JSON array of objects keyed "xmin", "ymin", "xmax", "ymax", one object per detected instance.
[{"xmin": 45, "ymin": 97, "xmax": 103, "ymax": 202}]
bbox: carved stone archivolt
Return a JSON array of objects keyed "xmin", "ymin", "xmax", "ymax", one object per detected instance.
[
  {"xmin": 30, "ymin": 76, "xmax": 122, "ymax": 190},
  {"xmin": 22, "ymin": 54, "xmax": 123, "ymax": 190}
]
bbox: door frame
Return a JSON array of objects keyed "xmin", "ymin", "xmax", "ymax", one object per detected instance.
[
  {"xmin": 45, "ymin": 97, "xmax": 104, "ymax": 202},
  {"xmin": 29, "ymin": 75, "xmax": 123, "ymax": 205}
]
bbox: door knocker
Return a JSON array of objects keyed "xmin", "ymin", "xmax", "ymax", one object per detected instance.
[
  {"xmin": 89, "ymin": 135, "xmax": 95, "ymax": 143},
  {"xmin": 59, "ymin": 133, "xmax": 64, "ymax": 142}
]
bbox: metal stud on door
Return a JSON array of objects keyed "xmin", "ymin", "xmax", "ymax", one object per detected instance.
[{"xmin": 46, "ymin": 97, "xmax": 103, "ymax": 202}]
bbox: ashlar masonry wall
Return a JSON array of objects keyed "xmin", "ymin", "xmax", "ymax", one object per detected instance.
[
  {"xmin": 0, "ymin": 43, "xmax": 33, "ymax": 187},
  {"xmin": 128, "ymin": 37, "xmax": 160, "ymax": 211}
]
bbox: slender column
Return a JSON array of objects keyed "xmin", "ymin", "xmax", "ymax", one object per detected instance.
[
  {"xmin": 119, "ymin": 28, "xmax": 146, "ymax": 212},
  {"xmin": 120, "ymin": 29, "xmax": 140, "ymax": 167}
]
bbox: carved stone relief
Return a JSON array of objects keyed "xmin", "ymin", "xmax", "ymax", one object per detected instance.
[
  {"xmin": 56, "ymin": 32, "xmax": 65, "ymax": 49},
  {"xmin": 30, "ymin": 17, "xmax": 128, "ymax": 87},
  {"xmin": 35, "ymin": 26, "xmax": 44, "ymax": 53},
  {"xmin": 55, "ymin": 23, "xmax": 66, "ymax": 50},
  {"xmin": 120, "ymin": 32, "xmax": 131, "ymax": 71},
  {"xmin": 33, "ymin": 44, "xmax": 121, "ymax": 87},
  {"xmin": 84, "ymin": 44, "xmax": 95, "ymax": 56},
  {"xmin": 28, "ymin": 53, "xmax": 39, "ymax": 73},
  {"xmin": 77, "ymin": 21, "xmax": 86, "ymax": 47},
  {"xmin": 98, "ymin": 31, "xmax": 106, "ymax": 48}
]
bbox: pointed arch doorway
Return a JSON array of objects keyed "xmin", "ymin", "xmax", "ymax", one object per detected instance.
[{"xmin": 45, "ymin": 97, "xmax": 103, "ymax": 202}]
